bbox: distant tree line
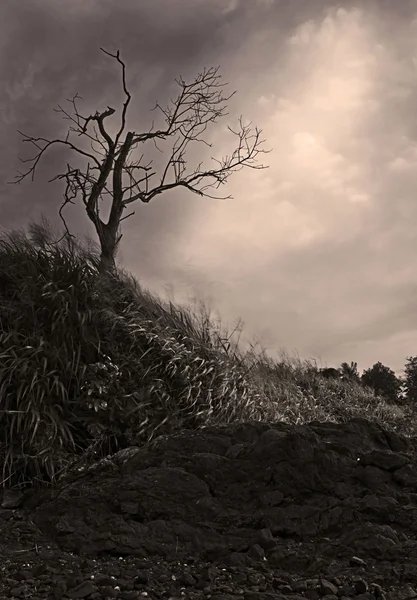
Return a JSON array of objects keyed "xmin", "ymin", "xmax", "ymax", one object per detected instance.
[{"xmin": 319, "ymin": 358, "xmax": 417, "ymax": 406}]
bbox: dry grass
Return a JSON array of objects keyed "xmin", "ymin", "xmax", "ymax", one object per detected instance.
[{"xmin": 0, "ymin": 218, "xmax": 415, "ymax": 489}]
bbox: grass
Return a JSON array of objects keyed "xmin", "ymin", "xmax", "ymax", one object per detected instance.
[{"xmin": 0, "ymin": 217, "xmax": 415, "ymax": 490}]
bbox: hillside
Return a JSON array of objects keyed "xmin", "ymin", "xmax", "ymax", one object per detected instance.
[{"xmin": 1, "ymin": 222, "xmax": 417, "ymax": 599}]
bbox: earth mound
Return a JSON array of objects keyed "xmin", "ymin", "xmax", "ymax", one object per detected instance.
[{"xmin": 2, "ymin": 417, "xmax": 417, "ymax": 599}]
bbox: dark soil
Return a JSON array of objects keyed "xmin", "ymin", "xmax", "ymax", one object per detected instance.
[{"xmin": 2, "ymin": 417, "xmax": 417, "ymax": 599}]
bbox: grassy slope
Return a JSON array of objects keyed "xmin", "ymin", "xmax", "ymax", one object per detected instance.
[{"xmin": 0, "ymin": 220, "xmax": 415, "ymax": 489}]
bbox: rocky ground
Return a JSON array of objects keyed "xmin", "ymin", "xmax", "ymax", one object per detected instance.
[{"xmin": 2, "ymin": 417, "xmax": 417, "ymax": 599}]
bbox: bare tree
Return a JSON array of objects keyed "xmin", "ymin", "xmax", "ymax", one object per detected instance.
[{"xmin": 10, "ymin": 48, "xmax": 270, "ymax": 274}]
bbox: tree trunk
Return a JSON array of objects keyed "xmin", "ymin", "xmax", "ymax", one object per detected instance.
[
  {"xmin": 97, "ymin": 223, "xmax": 118, "ymax": 275},
  {"xmin": 98, "ymin": 250, "xmax": 116, "ymax": 275}
]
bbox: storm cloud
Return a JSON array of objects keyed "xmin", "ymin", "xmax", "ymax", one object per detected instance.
[{"xmin": 2, "ymin": 0, "xmax": 417, "ymax": 376}]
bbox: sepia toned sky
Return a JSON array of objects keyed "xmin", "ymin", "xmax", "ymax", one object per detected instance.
[{"xmin": 1, "ymin": 0, "xmax": 417, "ymax": 377}]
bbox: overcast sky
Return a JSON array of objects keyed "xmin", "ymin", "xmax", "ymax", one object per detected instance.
[{"xmin": 2, "ymin": 0, "xmax": 417, "ymax": 377}]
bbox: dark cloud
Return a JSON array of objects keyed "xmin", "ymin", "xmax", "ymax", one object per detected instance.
[{"xmin": 1, "ymin": 0, "xmax": 417, "ymax": 375}]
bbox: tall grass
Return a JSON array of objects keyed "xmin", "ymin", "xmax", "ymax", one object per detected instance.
[{"xmin": 0, "ymin": 217, "xmax": 415, "ymax": 489}]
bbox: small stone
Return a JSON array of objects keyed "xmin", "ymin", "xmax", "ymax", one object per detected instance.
[
  {"xmin": 101, "ymin": 586, "xmax": 120, "ymax": 598},
  {"xmin": 180, "ymin": 572, "xmax": 196, "ymax": 586},
  {"xmin": 254, "ymin": 528, "xmax": 277, "ymax": 550},
  {"xmin": 15, "ymin": 569, "xmax": 33, "ymax": 581},
  {"xmin": 350, "ymin": 556, "xmax": 367, "ymax": 567},
  {"xmin": 94, "ymin": 573, "xmax": 117, "ymax": 586},
  {"xmin": 320, "ymin": 578, "xmax": 338, "ymax": 596},
  {"xmin": 304, "ymin": 589, "xmax": 320, "ymax": 600},
  {"xmin": 66, "ymin": 581, "xmax": 98, "ymax": 599},
  {"xmin": 371, "ymin": 583, "xmax": 384, "ymax": 598},
  {"xmin": 291, "ymin": 580, "xmax": 308, "ymax": 592},
  {"xmin": 355, "ymin": 579, "xmax": 368, "ymax": 594},
  {"xmin": 9, "ymin": 587, "xmax": 27, "ymax": 598},
  {"xmin": 247, "ymin": 544, "xmax": 265, "ymax": 561},
  {"xmin": 134, "ymin": 571, "xmax": 149, "ymax": 585}
]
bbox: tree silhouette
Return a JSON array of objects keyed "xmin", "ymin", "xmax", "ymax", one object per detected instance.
[
  {"xmin": 361, "ymin": 362, "xmax": 401, "ymax": 403},
  {"xmin": 403, "ymin": 356, "xmax": 417, "ymax": 406},
  {"xmin": 10, "ymin": 48, "xmax": 270, "ymax": 274},
  {"xmin": 319, "ymin": 367, "xmax": 342, "ymax": 380},
  {"xmin": 340, "ymin": 361, "xmax": 361, "ymax": 383}
]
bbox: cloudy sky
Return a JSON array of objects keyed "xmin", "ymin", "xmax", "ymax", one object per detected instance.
[{"xmin": 2, "ymin": 0, "xmax": 417, "ymax": 377}]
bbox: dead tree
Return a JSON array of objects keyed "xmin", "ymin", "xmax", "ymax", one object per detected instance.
[{"xmin": 10, "ymin": 47, "xmax": 270, "ymax": 275}]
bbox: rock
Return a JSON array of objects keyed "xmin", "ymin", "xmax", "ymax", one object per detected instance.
[
  {"xmin": 320, "ymin": 578, "xmax": 338, "ymax": 595},
  {"xmin": 0, "ymin": 418, "xmax": 416, "ymax": 599},
  {"xmin": 1, "ymin": 489, "xmax": 25, "ymax": 509}
]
